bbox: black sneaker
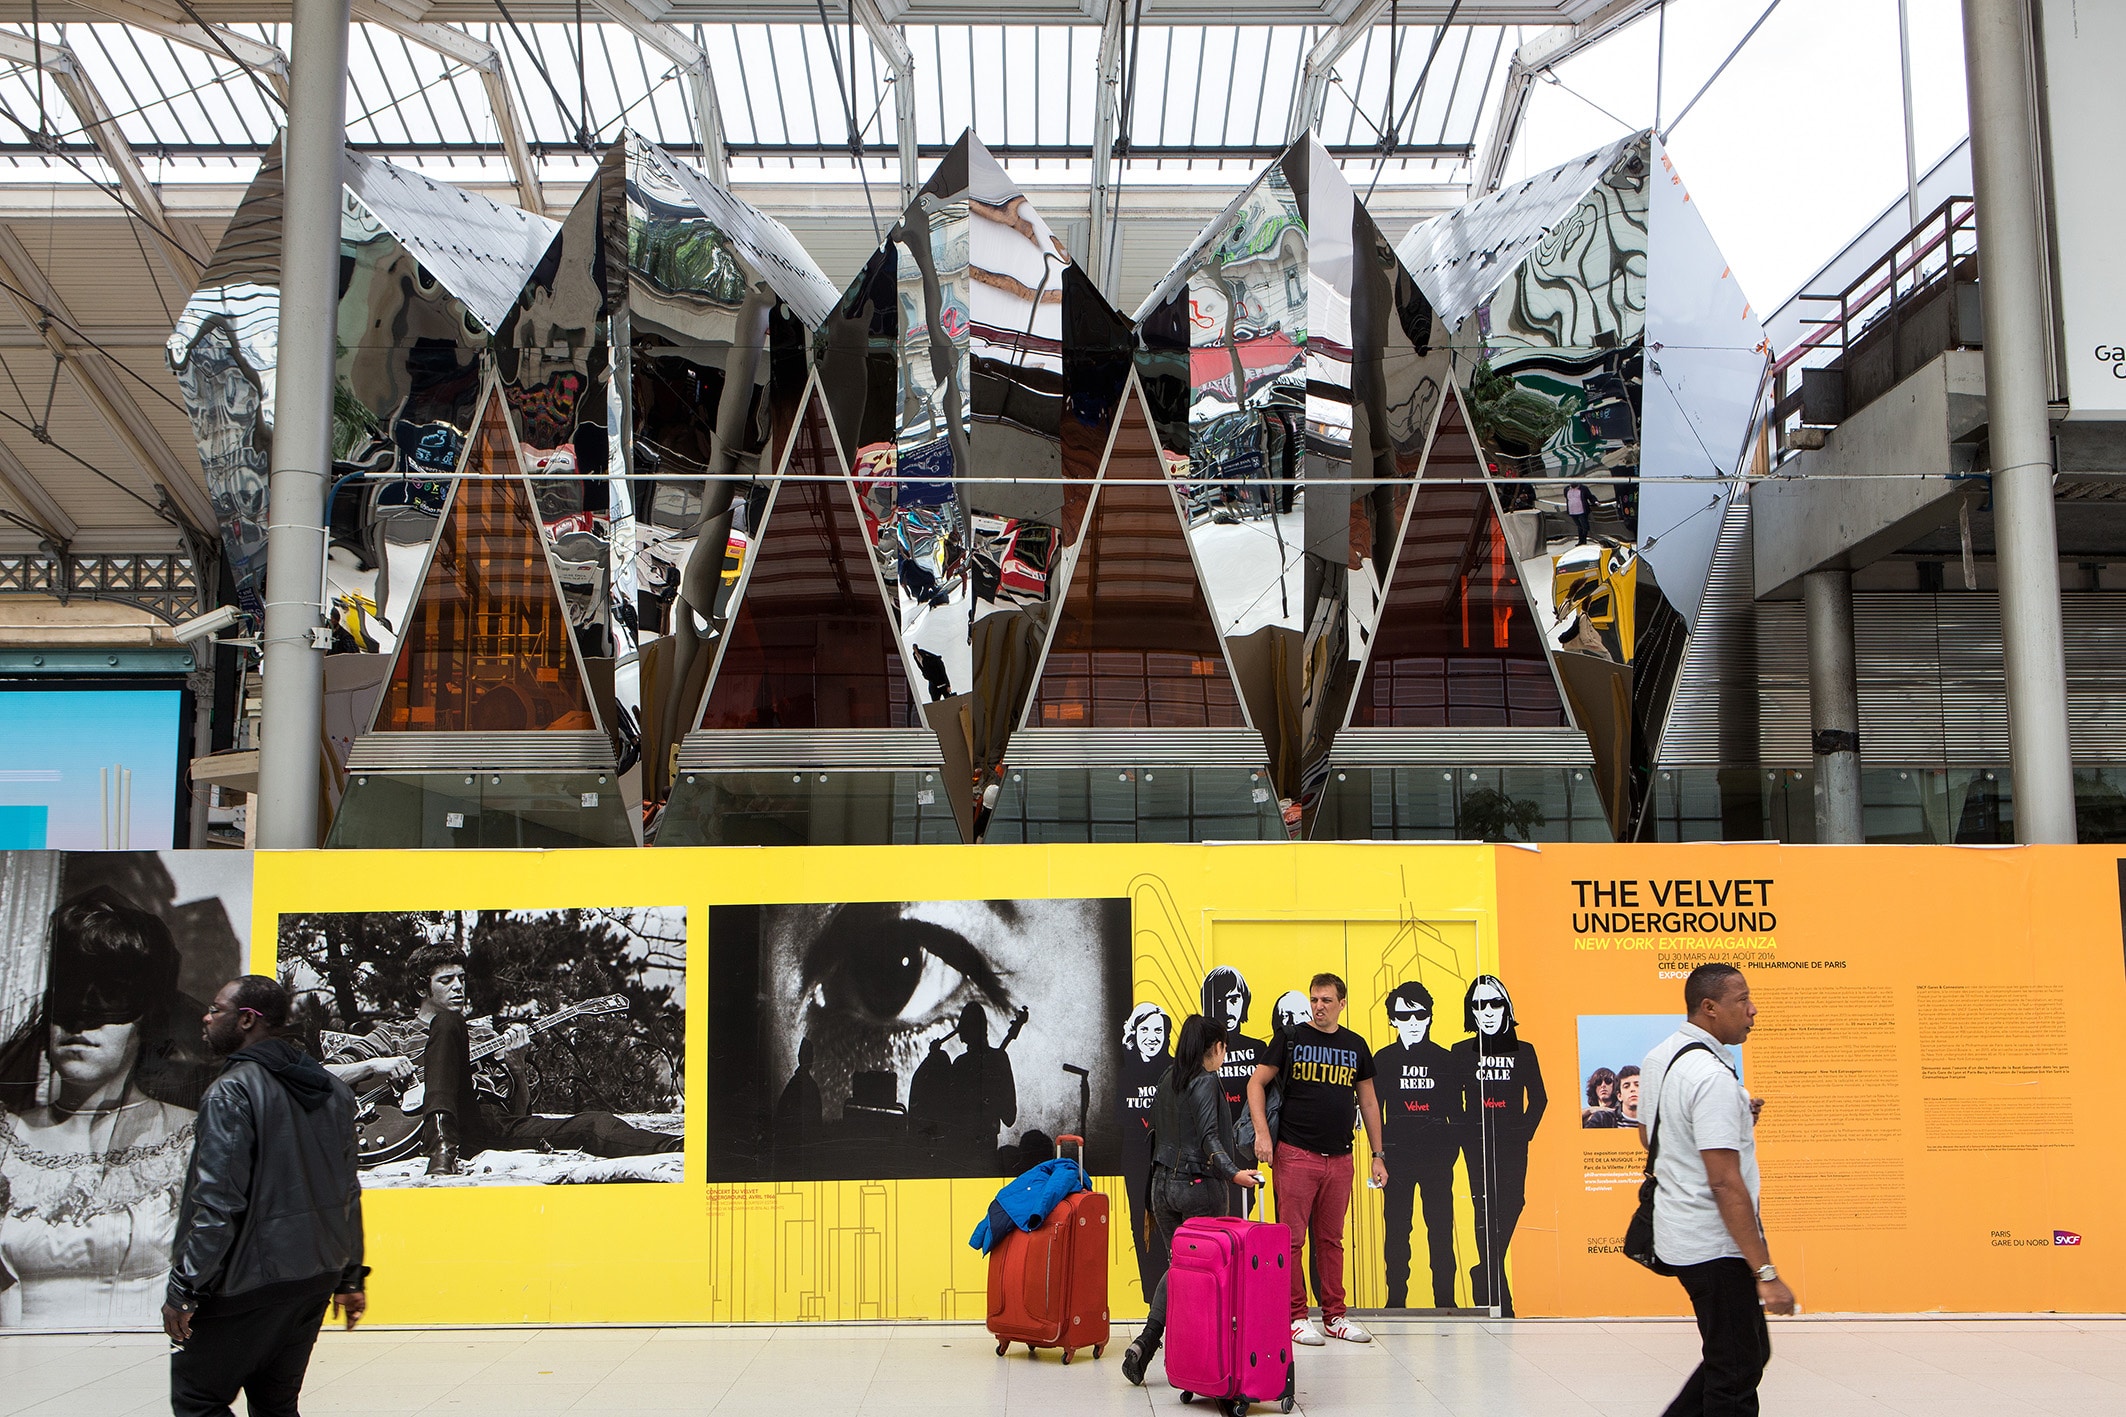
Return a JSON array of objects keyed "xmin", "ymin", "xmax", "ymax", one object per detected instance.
[{"xmin": 1120, "ymin": 1339, "xmax": 1155, "ymax": 1386}]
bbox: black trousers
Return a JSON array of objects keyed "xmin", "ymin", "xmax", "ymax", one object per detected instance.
[
  {"xmin": 423, "ymin": 1009, "xmax": 679, "ymax": 1158},
  {"xmin": 1465, "ymin": 1136, "xmax": 1529, "ymax": 1315},
  {"xmin": 1662, "ymin": 1258, "xmax": 1772, "ymax": 1417},
  {"xmin": 1382, "ymin": 1144, "xmax": 1459, "ymax": 1308},
  {"xmin": 170, "ymin": 1292, "xmax": 331, "ymax": 1417}
]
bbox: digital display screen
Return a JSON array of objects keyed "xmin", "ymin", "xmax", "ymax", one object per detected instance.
[{"xmin": 0, "ymin": 686, "xmax": 186, "ymax": 848}]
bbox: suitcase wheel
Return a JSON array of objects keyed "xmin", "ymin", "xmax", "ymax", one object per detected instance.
[
  {"xmin": 1178, "ymin": 1393, "xmax": 1194, "ymax": 1405},
  {"xmin": 1062, "ymin": 1348, "xmax": 1073, "ymax": 1365},
  {"xmin": 1092, "ymin": 1343, "xmax": 1105, "ymax": 1360},
  {"xmin": 994, "ymin": 1339, "xmax": 1008, "ymax": 1356},
  {"xmin": 1222, "ymin": 1400, "xmax": 1249, "ymax": 1417}
]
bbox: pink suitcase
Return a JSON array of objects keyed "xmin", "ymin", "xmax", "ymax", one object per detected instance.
[{"xmin": 1163, "ymin": 1202, "xmax": 1295, "ymax": 1415}]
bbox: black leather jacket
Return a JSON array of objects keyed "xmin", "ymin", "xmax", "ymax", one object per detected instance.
[
  {"xmin": 166, "ymin": 1039, "xmax": 367, "ymax": 1310},
  {"xmin": 1149, "ymin": 1068, "xmax": 1247, "ymax": 1182}
]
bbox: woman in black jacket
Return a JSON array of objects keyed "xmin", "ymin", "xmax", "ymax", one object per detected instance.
[{"xmin": 1120, "ymin": 1014, "xmax": 1264, "ymax": 1385}]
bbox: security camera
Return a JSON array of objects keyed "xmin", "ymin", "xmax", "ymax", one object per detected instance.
[{"xmin": 172, "ymin": 604, "xmax": 241, "ymax": 645}]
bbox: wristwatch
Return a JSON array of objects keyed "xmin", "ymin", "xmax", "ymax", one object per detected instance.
[{"xmin": 1755, "ymin": 1263, "xmax": 1779, "ymax": 1283}]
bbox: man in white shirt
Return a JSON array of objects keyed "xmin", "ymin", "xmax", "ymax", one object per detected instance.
[{"xmin": 1639, "ymin": 964, "xmax": 1795, "ymax": 1417}]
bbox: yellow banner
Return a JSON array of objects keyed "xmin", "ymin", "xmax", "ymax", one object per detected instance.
[{"xmin": 240, "ymin": 842, "xmax": 2126, "ymax": 1324}]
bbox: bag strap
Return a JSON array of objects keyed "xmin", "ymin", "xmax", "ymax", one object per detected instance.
[{"xmin": 1645, "ymin": 1040, "xmax": 1729, "ymax": 1167}]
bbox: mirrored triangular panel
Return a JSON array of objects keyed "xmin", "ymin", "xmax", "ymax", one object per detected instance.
[
  {"xmin": 372, "ymin": 389, "xmax": 601, "ymax": 735},
  {"xmin": 1023, "ymin": 389, "xmax": 1247, "ymax": 731},
  {"xmin": 697, "ymin": 391, "xmax": 914, "ymax": 731}
]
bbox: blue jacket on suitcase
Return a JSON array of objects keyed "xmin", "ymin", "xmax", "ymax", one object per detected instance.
[{"xmin": 968, "ymin": 1158, "xmax": 1090, "ymax": 1254}]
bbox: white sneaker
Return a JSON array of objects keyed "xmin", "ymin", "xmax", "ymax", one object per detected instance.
[
  {"xmin": 1290, "ymin": 1317, "xmax": 1327, "ymax": 1347},
  {"xmin": 1324, "ymin": 1315, "xmax": 1373, "ymax": 1343}
]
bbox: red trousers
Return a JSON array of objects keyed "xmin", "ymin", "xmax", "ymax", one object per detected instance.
[{"xmin": 1273, "ymin": 1141, "xmax": 1354, "ymax": 1320}]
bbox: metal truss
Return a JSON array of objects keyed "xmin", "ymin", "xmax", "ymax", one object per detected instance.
[{"xmin": 0, "ymin": 546, "xmax": 205, "ymax": 623}]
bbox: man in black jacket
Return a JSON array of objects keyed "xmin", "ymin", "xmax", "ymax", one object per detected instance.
[{"xmin": 164, "ymin": 975, "xmax": 368, "ymax": 1417}]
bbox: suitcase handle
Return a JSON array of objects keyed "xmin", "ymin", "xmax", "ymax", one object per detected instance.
[{"xmin": 1055, "ymin": 1134, "xmax": 1088, "ymax": 1188}]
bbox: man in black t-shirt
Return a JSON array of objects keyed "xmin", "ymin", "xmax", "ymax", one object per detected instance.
[
  {"xmin": 1374, "ymin": 981, "xmax": 1465, "ymax": 1308},
  {"xmin": 1247, "ymin": 972, "xmax": 1386, "ymax": 1346}
]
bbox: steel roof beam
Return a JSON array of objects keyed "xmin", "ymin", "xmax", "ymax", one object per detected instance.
[
  {"xmin": 0, "ymin": 30, "xmax": 213, "ymax": 285},
  {"xmin": 852, "ymin": 0, "xmax": 916, "ymax": 206},
  {"xmin": 591, "ymin": 0, "xmax": 729, "ymax": 183},
  {"xmin": 1473, "ymin": 0, "xmax": 1657, "ymax": 192},
  {"xmin": 349, "ymin": 1, "xmax": 548, "ymax": 210},
  {"xmin": 0, "ymin": 226, "xmax": 219, "ymax": 534},
  {"xmin": 71, "ymin": 0, "xmax": 292, "ymax": 103},
  {"xmin": 1085, "ymin": 0, "xmax": 1124, "ymax": 296},
  {"xmin": 1289, "ymin": 0, "xmax": 1392, "ymax": 140},
  {"xmin": 0, "ymin": 435, "xmax": 78, "ymax": 542}
]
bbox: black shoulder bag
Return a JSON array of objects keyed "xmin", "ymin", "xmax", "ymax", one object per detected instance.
[{"xmin": 1623, "ymin": 1041, "xmax": 1718, "ymax": 1276}]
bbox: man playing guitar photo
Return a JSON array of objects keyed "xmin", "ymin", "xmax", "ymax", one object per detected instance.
[{"xmin": 323, "ymin": 945, "xmax": 681, "ymax": 1176}]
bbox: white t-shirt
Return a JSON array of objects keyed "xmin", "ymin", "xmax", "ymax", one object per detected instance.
[{"xmin": 1640, "ymin": 1023, "xmax": 1757, "ymax": 1268}]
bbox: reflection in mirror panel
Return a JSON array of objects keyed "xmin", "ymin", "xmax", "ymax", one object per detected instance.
[
  {"xmin": 814, "ymin": 132, "xmax": 1134, "ymax": 827},
  {"xmin": 371, "ymin": 390, "xmax": 602, "ymax": 736},
  {"xmin": 695, "ymin": 393, "xmax": 914, "ymax": 733},
  {"xmin": 1349, "ymin": 397, "xmax": 1567, "ymax": 731},
  {"xmin": 168, "ymin": 146, "xmax": 563, "ymax": 629},
  {"xmin": 1396, "ymin": 131, "xmax": 1765, "ymax": 837},
  {"xmin": 1136, "ymin": 135, "xmax": 1450, "ymax": 811},
  {"xmin": 1022, "ymin": 400, "xmax": 1246, "ymax": 732}
]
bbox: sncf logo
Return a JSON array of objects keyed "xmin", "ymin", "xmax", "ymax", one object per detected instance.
[{"xmin": 2054, "ymin": 1231, "xmax": 2083, "ymax": 1246}]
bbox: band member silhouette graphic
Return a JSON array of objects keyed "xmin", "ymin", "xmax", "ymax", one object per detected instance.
[
  {"xmin": 772, "ymin": 1036, "xmax": 824, "ymax": 1174},
  {"xmin": 1118, "ymin": 1003, "xmax": 1172, "ymax": 1296},
  {"xmin": 1451, "ymin": 975, "xmax": 1545, "ymax": 1316},
  {"xmin": 1200, "ymin": 967, "xmax": 1268, "ymax": 1211},
  {"xmin": 1375, "ymin": 981, "xmax": 1467, "ymax": 1308},
  {"xmin": 908, "ymin": 1000, "xmax": 1029, "ymax": 1171}
]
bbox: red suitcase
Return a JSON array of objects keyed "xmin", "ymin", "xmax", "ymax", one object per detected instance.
[
  {"xmin": 1163, "ymin": 1194, "xmax": 1295, "ymax": 1416},
  {"xmin": 986, "ymin": 1136, "xmax": 1111, "ymax": 1364}
]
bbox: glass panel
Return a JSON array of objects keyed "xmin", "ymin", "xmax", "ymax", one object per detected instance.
[
  {"xmin": 373, "ymin": 391, "xmax": 600, "ymax": 734},
  {"xmin": 326, "ymin": 772, "xmax": 634, "ymax": 848},
  {"xmin": 1351, "ymin": 400, "xmax": 1566, "ymax": 729},
  {"xmin": 1308, "ymin": 767, "xmax": 1610, "ymax": 840},
  {"xmin": 984, "ymin": 768, "xmax": 1283, "ymax": 843},
  {"xmin": 697, "ymin": 397, "xmax": 913, "ymax": 730},
  {"xmin": 655, "ymin": 770, "xmax": 960, "ymax": 846},
  {"xmin": 1024, "ymin": 406, "xmax": 1247, "ymax": 730}
]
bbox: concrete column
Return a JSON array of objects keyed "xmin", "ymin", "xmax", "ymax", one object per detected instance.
[
  {"xmin": 254, "ymin": 0, "xmax": 350, "ymax": 849},
  {"xmin": 1804, "ymin": 568, "xmax": 1864, "ymax": 844},
  {"xmin": 187, "ymin": 646, "xmax": 215, "ymax": 848},
  {"xmin": 1962, "ymin": 0, "xmax": 2077, "ymax": 842}
]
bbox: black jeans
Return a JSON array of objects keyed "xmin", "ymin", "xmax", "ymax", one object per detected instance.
[
  {"xmin": 1662, "ymin": 1258, "xmax": 1772, "ymax": 1417},
  {"xmin": 1382, "ymin": 1143, "xmax": 1459, "ymax": 1308},
  {"xmin": 170, "ymin": 1291, "xmax": 332, "ymax": 1417},
  {"xmin": 1133, "ymin": 1163, "xmax": 1230, "ymax": 1349},
  {"xmin": 423, "ymin": 1009, "xmax": 680, "ymax": 1158},
  {"xmin": 1465, "ymin": 1129, "xmax": 1531, "ymax": 1315}
]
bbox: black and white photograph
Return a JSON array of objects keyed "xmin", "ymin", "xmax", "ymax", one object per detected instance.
[
  {"xmin": 705, "ymin": 898, "xmax": 1130, "ymax": 1182},
  {"xmin": 0, "ymin": 849, "xmax": 249, "ymax": 1331},
  {"xmin": 274, "ymin": 906, "xmax": 687, "ymax": 1187}
]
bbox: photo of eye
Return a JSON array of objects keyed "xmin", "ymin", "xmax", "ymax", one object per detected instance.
[{"xmin": 704, "ymin": 898, "xmax": 1129, "ymax": 1182}]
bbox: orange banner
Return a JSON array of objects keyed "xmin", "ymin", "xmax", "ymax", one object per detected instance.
[{"xmin": 1497, "ymin": 844, "xmax": 2126, "ymax": 1316}]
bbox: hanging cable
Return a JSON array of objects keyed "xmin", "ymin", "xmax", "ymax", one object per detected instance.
[
  {"xmin": 169, "ymin": 0, "xmax": 287, "ymax": 115},
  {"xmin": 0, "ymin": 102, "xmax": 205, "ymax": 274},
  {"xmin": 493, "ymin": 0, "xmax": 588, "ymax": 150},
  {"xmin": 1366, "ymin": 0, "xmax": 1463, "ymax": 203},
  {"xmin": 30, "ymin": 0, "xmax": 47, "ymax": 143},
  {"xmin": 812, "ymin": 0, "xmax": 879, "ymax": 239},
  {"xmin": 1661, "ymin": 0, "xmax": 1783, "ymax": 143},
  {"xmin": 573, "ymin": 0, "xmax": 594, "ymax": 151}
]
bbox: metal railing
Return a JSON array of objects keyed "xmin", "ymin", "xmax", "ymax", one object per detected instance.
[{"xmin": 1765, "ymin": 195, "xmax": 1980, "ymax": 464}]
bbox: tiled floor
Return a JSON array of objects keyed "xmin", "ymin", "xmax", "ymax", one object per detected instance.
[{"xmin": 4, "ymin": 1316, "xmax": 2119, "ymax": 1416}]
